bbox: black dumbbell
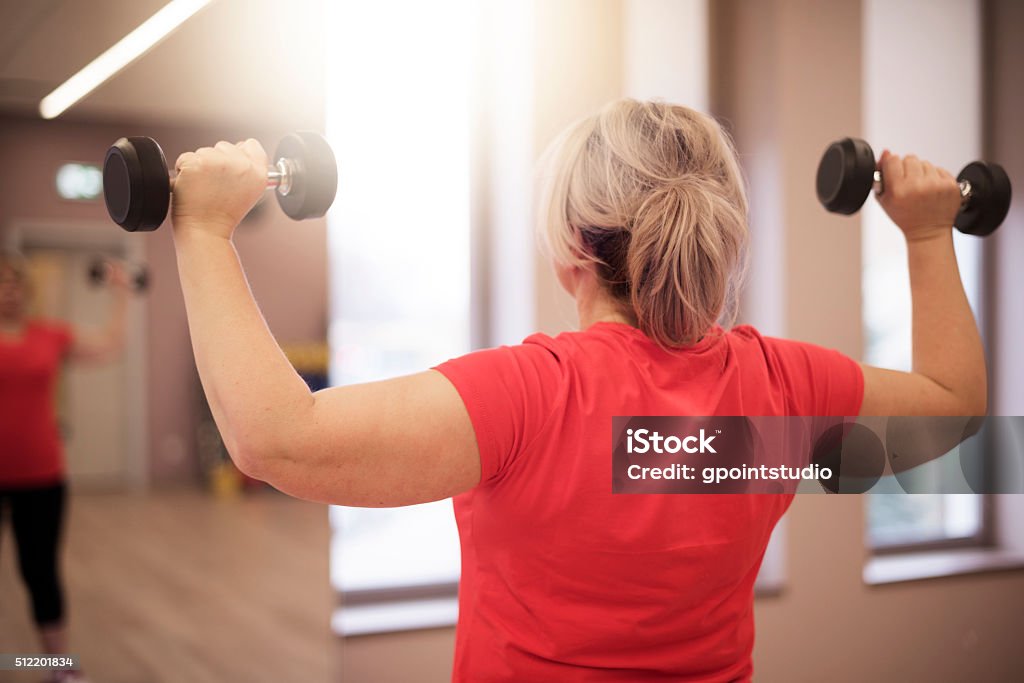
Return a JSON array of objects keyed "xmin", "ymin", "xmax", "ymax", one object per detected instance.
[
  {"xmin": 87, "ymin": 258, "xmax": 150, "ymax": 292},
  {"xmin": 102, "ymin": 132, "xmax": 338, "ymax": 232},
  {"xmin": 816, "ymin": 137, "xmax": 1012, "ymax": 237}
]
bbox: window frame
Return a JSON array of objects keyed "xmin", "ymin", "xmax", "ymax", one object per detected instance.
[
  {"xmin": 324, "ymin": 0, "xmax": 475, "ymax": 636},
  {"xmin": 869, "ymin": 494, "xmax": 995, "ymax": 556}
]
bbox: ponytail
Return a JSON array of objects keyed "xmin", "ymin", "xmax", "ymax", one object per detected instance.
[{"xmin": 538, "ymin": 99, "xmax": 748, "ymax": 348}]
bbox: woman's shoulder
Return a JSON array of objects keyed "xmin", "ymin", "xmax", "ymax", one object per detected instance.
[
  {"xmin": 27, "ymin": 318, "xmax": 74, "ymax": 342},
  {"xmin": 521, "ymin": 322, "xmax": 750, "ymax": 359},
  {"xmin": 725, "ymin": 324, "xmax": 854, "ymax": 362},
  {"xmin": 722, "ymin": 324, "xmax": 826, "ymax": 356},
  {"xmin": 28, "ymin": 317, "xmax": 69, "ymax": 331},
  {"xmin": 722, "ymin": 323, "xmax": 780, "ymax": 346},
  {"xmin": 436, "ymin": 334, "xmax": 565, "ymax": 383},
  {"xmin": 517, "ymin": 322, "xmax": 814, "ymax": 366}
]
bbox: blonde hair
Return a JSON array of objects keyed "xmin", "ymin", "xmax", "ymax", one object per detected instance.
[{"xmin": 537, "ymin": 99, "xmax": 749, "ymax": 348}]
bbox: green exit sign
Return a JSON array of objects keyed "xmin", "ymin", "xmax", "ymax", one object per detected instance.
[{"xmin": 56, "ymin": 162, "xmax": 103, "ymax": 201}]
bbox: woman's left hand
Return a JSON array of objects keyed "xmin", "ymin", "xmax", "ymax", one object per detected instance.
[
  {"xmin": 171, "ymin": 139, "xmax": 268, "ymax": 240},
  {"xmin": 105, "ymin": 261, "xmax": 131, "ymax": 293}
]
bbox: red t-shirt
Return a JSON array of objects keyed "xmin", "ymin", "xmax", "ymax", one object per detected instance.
[
  {"xmin": 0, "ymin": 320, "xmax": 74, "ymax": 487},
  {"xmin": 434, "ymin": 322, "xmax": 863, "ymax": 682}
]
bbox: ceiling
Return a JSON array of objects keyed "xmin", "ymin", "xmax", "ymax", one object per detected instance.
[{"xmin": 0, "ymin": 0, "xmax": 326, "ymax": 129}]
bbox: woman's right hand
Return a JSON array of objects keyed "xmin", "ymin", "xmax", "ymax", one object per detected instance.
[
  {"xmin": 171, "ymin": 140, "xmax": 268, "ymax": 241},
  {"xmin": 876, "ymin": 149, "xmax": 962, "ymax": 243}
]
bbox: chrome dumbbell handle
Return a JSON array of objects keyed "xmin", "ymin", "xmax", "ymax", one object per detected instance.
[
  {"xmin": 167, "ymin": 158, "xmax": 296, "ymax": 195},
  {"xmin": 872, "ymin": 170, "xmax": 972, "ymax": 204}
]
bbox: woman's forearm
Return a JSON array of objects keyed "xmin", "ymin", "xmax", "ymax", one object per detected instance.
[
  {"xmin": 102, "ymin": 286, "xmax": 128, "ymax": 352},
  {"xmin": 173, "ymin": 228, "xmax": 314, "ymax": 473},
  {"xmin": 70, "ymin": 278, "xmax": 128, "ymax": 363},
  {"xmin": 906, "ymin": 232, "xmax": 987, "ymax": 414}
]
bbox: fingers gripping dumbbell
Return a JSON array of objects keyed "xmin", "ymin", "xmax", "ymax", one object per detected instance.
[
  {"xmin": 102, "ymin": 132, "xmax": 338, "ymax": 232},
  {"xmin": 87, "ymin": 257, "xmax": 150, "ymax": 292},
  {"xmin": 816, "ymin": 137, "xmax": 1012, "ymax": 236}
]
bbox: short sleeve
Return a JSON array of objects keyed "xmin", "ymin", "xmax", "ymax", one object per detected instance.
[
  {"xmin": 38, "ymin": 320, "xmax": 75, "ymax": 358},
  {"xmin": 49, "ymin": 321, "xmax": 74, "ymax": 358},
  {"xmin": 762, "ymin": 337, "xmax": 864, "ymax": 416},
  {"xmin": 433, "ymin": 339, "xmax": 562, "ymax": 485},
  {"xmin": 55, "ymin": 323, "xmax": 75, "ymax": 356}
]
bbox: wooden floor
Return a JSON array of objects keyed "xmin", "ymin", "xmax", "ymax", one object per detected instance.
[{"xmin": 0, "ymin": 489, "xmax": 341, "ymax": 683}]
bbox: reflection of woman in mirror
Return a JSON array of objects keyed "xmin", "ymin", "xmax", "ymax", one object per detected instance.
[{"xmin": 0, "ymin": 252, "xmax": 128, "ymax": 683}]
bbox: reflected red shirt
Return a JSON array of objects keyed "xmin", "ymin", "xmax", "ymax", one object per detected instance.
[
  {"xmin": 0, "ymin": 320, "xmax": 73, "ymax": 487},
  {"xmin": 435, "ymin": 322, "xmax": 863, "ymax": 682}
]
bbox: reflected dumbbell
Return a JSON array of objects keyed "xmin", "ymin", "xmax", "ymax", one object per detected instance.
[
  {"xmin": 87, "ymin": 258, "xmax": 150, "ymax": 292},
  {"xmin": 816, "ymin": 137, "xmax": 1012, "ymax": 236},
  {"xmin": 102, "ymin": 132, "xmax": 338, "ymax": 232}
]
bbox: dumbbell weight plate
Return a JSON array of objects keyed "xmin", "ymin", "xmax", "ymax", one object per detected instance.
[
  {"xmin": 955, "ymin": 161, "xmax": 1012, "ymax": 237},
  {"xmin": 133, "ymin": 266, "xmax": 150, "ymax": 292},
  {"xmin": 816, "ymin": 137, "xmax": 877, "ymax": 215},
  {"xmin": 87, "ymin": 260, "xmax": 106, "ymax": 286},
  {"xmin": 103, "ymin": 137, "xmax": 171, "ymax": 233},
  {"xmin": 273, "ymin": 132, "xmax": 338, "ymax": 220}
]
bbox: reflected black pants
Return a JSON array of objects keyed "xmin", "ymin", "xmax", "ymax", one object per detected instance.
[{"xmin": 0, "ymin": 482, "xmax": 66, "ymax": 626}]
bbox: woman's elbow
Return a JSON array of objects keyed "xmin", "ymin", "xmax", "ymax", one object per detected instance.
[
  {"xmin": 221, "ymin": 410, "xmax": 317, "ymax": 487},
  {"xmin": 960, "ymin": 388, "xmax": 988, "ymax": 440},
  {"xmin": 223, "ymin": 432, "xmax": 277, "ymax": 482},
  {"xmin": 961, "ymin": 380, "xmax": 988, "ymax": 419},
  {"xmin": 948, "ymin": 382, "xmax": 987, "ymax": 442}
]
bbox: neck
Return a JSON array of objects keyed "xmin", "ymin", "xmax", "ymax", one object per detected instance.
[
  {"xmin": 576, "ymin": 289, "xmax": 636, "ymax": 330},
  {"xmin": 0, "ymin": 314, "xmax": 25, "ymax": 333}
]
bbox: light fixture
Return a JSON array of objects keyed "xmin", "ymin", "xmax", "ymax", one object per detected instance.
[{"xmin": 39, "ymin": 0, "xmax": 213, "ymax": 120}]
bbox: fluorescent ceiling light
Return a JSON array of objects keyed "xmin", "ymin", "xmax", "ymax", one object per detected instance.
[{"xmin": 39, "ymin": 0, "xmax": 212, "ymax": 119}]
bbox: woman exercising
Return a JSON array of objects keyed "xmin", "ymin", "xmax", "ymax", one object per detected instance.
[
  {"xmin": 170, "ymin": 100, "xmax": 984, "ymax": 681},
  {"xmin": 0, "ymin": 254, "xmax": 129, "ymax": 683}
]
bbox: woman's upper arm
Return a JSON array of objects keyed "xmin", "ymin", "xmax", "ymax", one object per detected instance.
[
  {"xmin": 859, "ymin": 363, "xmax": 972, "ymax": 416},
  {"xmin": 258, "ymin": 341, "xmax": 560, "ymax": 507},
  {"xmin": 263, "ymin": 370, "xmax": 481, "ymax": 507},
  {"xmin": 761, "ymin": 335, "xmax": 863, "ymax": 416},
  {"xmin": 49, "ymin": 322, "xmax": 86, "ymax": 362}
]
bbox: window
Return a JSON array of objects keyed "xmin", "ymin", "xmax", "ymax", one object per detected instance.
[
  {"xmin": 862, "ymin": 0, "xmax": 987, "ymax": 553},
  {"xmin": 867, "ymin": 491, "xmax": 988, "ymax": 551},
  {"xmin": 325, "ymin": 0, "xmax": 471, "ymax": 635}
]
